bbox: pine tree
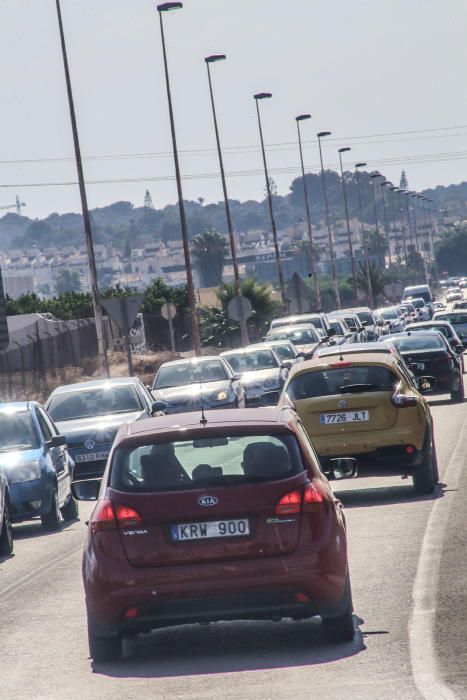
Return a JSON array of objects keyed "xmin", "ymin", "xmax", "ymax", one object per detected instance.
[
  {"xmin": 400, "ymin": 170, "xmax": 408, "ymax": 190},
  {"xmin": 144, "ymin": 189, "xmax": 154, "ymax": 209}
]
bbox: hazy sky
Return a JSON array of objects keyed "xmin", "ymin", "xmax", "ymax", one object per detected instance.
[{"xmin": 0, "ymin": 0, "xmax": 466, "ymax": 219}]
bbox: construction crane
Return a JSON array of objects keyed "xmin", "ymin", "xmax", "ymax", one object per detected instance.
[{"xmin": 0, "ymin": 196, "xmax": 26, "ymax": 216}]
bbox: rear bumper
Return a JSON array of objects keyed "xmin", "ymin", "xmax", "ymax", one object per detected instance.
[
  {"xmin": 84, "ymin": 544, "xmax": 348, "ymax": 635},
  {"xmin": 320, "ymin": 444, "xmax": 423, "ymax": 475}
]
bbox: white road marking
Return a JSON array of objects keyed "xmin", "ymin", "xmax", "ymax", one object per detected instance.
[
  {"xmin": 0, "ymin": 546, "xmax": 80, "ymax": 600},
  {"xmin": 408, "ymin": 414, "xmax": 467, "ymax": 699}
]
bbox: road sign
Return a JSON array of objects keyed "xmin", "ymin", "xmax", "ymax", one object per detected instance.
[
  {"xmin": 0, "ymin": 269, "xmax": 9, "ymax": 351},
  {"xmin": 161, "ymin": 302, "xmax": 177, "ymax": 321},
  {"xmin": 102, "ymin": 295, "xmax": 144, "ymax": 335},
  {"xmin": 227, "ymin": 295, "xmax": 253, "ymax": 323},
  {"xmin": 287, "ymin": 272, "xmax": 311, "ymax": 314},
  {"xmin": 102, "ymin": 295, "xmax": 144, "ymax": 376}
]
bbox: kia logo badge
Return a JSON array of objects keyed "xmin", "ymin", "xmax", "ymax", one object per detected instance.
[{"xmin": 198, "ymin": 495, "xmax": 218, "ymax": 507}]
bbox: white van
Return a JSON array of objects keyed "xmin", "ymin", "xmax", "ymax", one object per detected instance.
[{"xmin": 402, "ymin": 284, "xmax": 433, "ymax": 306}]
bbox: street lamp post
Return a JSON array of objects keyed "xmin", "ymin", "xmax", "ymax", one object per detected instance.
[
  {"xmin": 157, "ymin": 2, "xmax": 201, "ymax": 355},
  {"xmin": 403, "ymin": 190, "xmax": 415, "ymax": 252},
  {"xmin": 412, "ymin": 193, "xmax": 428, "ymax": 284},
  {"xmin": 254, "ymin": 93, "xmax": 287, "ymax": 310},
  {"xmin": 295, "ymin": 115, "xmax": 321, "ymax": 309},
  {"xmin": 355, "ymin": 162, "xmax": 373, "ymax": 307},
  {"xmin": 55, "ymin": 0, "xmax": 109, "ymax": 376},
  {"xmin": 380, "ymin": 180, "xmax": 393, "ymax": 265},
  {"xmin": 317, "ymin": 132, "xmax": 340, "ymax": 308},
  {"xmin": 205, "ymin": 54, "xmax": 248, "ymax": 345},
  {"xmin": 392, "ymin": 187, "xmax": 408, "ymax": 260},
  {"xmin": 369, "ymin": 172, "xmax": 381, "ymax": 237},
  {"xmin": 424, "ymin": 197, "xmax": 439, "ymax": 279},
  {"xmin": 338, "ymin": 147, "xmax": 358, "ymax": 303}
]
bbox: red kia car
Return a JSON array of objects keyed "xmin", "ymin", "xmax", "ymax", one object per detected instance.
[{"xmin": 73, "ymin": 407, "xmax": 357, "ymax": 661}]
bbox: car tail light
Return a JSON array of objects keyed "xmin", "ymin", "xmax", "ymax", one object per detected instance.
[
  {"xmin": 90, "ymin": 500, "xmax": 117, "ymax": 534},
  {"xmin": 330, "ymin": 361, "xmax": 352, "ymax": 368},
  {"xmin": 89, "ymin": 501, "xmax": 143, "ymax": 534},
  {"xmin": 438, "ymin": 354, "xmax": 453, "ymax": 364},
  {"xmin": 115, "ymin": 504, "xmax": 143, "ymax": 529},
  {"xmin": 275, "ymin": 483, "xmax": 324, "ymax": 515},
  {"xmin": 391, "ymin": 382, "xmax": 417, "ymax": 408}
]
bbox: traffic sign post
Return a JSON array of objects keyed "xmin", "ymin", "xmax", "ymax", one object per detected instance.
[
  {"xmin": 161, "ymin": 302, "xmax": 177, "ymax": 353},
  {"xmin": 227, "ymin": 296, "xmax": 253, "ymax": 346},
  {"xmin": 102, "ymin": 295, "xmax": 144, "ymax": 376},
  {"xmin": 286, "ymin": 272, "xmax": 311, "ymax": 314},
  {"xmin": 0, "ymin": 269, "xmax": 9, "ymax": 352}
]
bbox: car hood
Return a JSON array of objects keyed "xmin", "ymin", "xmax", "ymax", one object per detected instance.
[
  {"xmin": 153, "ymin": 380, "xmax": 232, "ymax": 403},
  {"xmin": 238, "ymin": 368, "xmax": 282, "ymax": 386},
  {"xmin": 0, "ymin": 448, "xmax": 42, "ymax": 468},
  {"xmin": 54, "ymin": 411, "xmax": 143, "ymax": 446}
]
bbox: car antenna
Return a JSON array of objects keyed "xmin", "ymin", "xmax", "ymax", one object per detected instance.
[{"xmin": 200, "ymin": 404, "xmax": 208, "ymax": 426}]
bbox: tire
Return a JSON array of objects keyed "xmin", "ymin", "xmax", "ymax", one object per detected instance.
[
  {"xmin": 451, "ymin": 378, "xmax": 464, "ymax": 403},
  {"xmin": 0, "ymin": 500, "xmax": 14, "ymax": 556},
  {"xmin": 61, "ymin": 495, "xmax": 79, "ymax": 522},
  {"xmin": 41, "ymin": 487, "xmax": 62, "ymax": 532},
  {"xmin": 322, "ymin": 575, "xmax": 355, "ymax": 643},
  {"xmin": 88, "ymin": 618, "xmax": 122, "ymax": 662},
  {"xmin": 412, "ymin": 431, "xmax": 437, "ymax": 495}
]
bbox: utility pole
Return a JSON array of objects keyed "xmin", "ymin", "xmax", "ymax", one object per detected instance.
[{"xmin": 55, "ymin": 0, "xmax": 109, "ymax": 376}]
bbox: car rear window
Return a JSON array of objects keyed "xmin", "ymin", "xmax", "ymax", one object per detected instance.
[
  {"xmin": 269, "ymin": 327, "xmax": 319, "ymax": 344},
  {"xmin": 155, "ymin": 360, "xmax": 228, "ymax": 389},
  {"xmin": 287, "ymin": 366, "xmax": 397, "ymax": 399},
  {"xmin": 389, "ymin": 335, "xmax": 445, "ymax": 351},
  {"xmin": 110, "ymin": 434, "xmax": 303, "ymax": 491},
  {"xmin": 271, "ymin": 344, "xmax": 295, "ymax": 360},
  {"xmin": 436, "ymin": 314, "xmax": 467, "ymax": 325},
  {"xmin": 222, "ymin": 349, "xmax": 279, "ymax": 372},
  {"xmin": 408, "ymin": 325, "xmax": 451, "ymax": 338},
  {"xmin": 357, "ymin": 311, "xmax": 374, "ymax": 325}
]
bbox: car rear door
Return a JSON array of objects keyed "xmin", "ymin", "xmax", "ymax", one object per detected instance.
[{"xmin": 36, "ymin": 407, "xmax": 70, "ymax": 505}]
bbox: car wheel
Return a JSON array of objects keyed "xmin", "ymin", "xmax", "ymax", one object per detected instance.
[
  {"xmin": 322, "ymin": 575, "xmax": 354, "ymax": 643},
  {"xmin": 60, "ymin": 495, "xmax": 79, "ymax": 521},
  {"xmin": 0, "ymin": 500, "xmax": 14, "ymax": 556},
  {"xmin": 451, "ymin": 378, "xmax": 465, "ymax": 403},
  {"xmin": 88, "ymin": 617, "xmax": 122, "ymax": 662},
  {"xmin": 412, "ymin": 432, "xmax": 438, "ymax": 495},
  {"xmin": 41, "ymin": 487, "xmax": 62, "ymax": 532}
]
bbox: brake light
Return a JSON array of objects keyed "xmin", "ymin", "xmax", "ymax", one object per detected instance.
[
  {"xmin": 115, "ymin": 504, "xmax": 143, "ymax": 528},
  {"xmin": 439, "ymin": 354, "xmax": 453, "ymax": 364},
  {"xmin": 330, "ymin": 361, "xmax": 352, "ymax": 368},
  {"xmin": 275, "ymin": 484, "xmax": 324, "ymax": 515},
  {"xmin": 90, "ymin": 500, "xmax": 117, "ymax": 534}
]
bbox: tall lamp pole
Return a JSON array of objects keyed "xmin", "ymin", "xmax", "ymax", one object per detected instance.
[
  {"xmin": 338, "ymin": 147, "xmax": 358, "ymax": 303},
  {"xmin": 380, "ymin": 180, "xmax": 393, "ymax": 265},
  {"xmin": 157, "ymin": 2, "xmax": 201, "ymax": 355},
  {"xmin": 254, "ymin": 93, "xmax": 287, "ymax": 310},
  {"xmin": 317, "ymin": 132, "xmax": 340, "ymax": 308},
  {"xmin": 392, "ymin": 187, "xmax": 408, "ymax": 260},
  {"xmin": 205, "ymin": 54, "xmax": 248, "ymax": 345},
  {"xmin": 295, "ymin": 114, "xmax": 321, "ymax": 309},
  {"xmin": 55, "ymin": 0, "xmax": 109, "ymax": 376},
  {"xmin": 355, "ymin": 162, "xmax": 374, "ymax": 307}
]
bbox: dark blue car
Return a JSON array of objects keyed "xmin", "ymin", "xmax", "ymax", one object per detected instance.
[{"xmin": 0, "ymin": 402, "xmax": 77, "ymax": 531}]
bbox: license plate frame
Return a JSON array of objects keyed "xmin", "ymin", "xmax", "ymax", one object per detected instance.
[
  {"xmin": 171, "ymin": 518, "xmax": 250, "ymax": 542},
  {"xmin": 75, "ymin": 451, "xmax": 110, "ymax": 463},
  {"xmin": 320, "ymin": 410, "xmax": 370, "ymax": 425}
]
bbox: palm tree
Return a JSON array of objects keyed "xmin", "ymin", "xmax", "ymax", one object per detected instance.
[
  {"xmin": 218, "ymin": 278, "xmax": 280, "ymax": 337},
  {"xmin": 356, "ymin": 261, "xmax": 387, "ymax": 305},
  {"xmin": 191, "ymin": 229, "xmax": 228, "ymax": 287}
]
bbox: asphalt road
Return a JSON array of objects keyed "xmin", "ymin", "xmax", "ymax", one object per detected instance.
[{"xmin": 1, "ymin": 389, "xmax": 466, "ymax": 700}]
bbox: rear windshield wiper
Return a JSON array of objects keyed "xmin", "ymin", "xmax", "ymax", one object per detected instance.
[{"xmin": 339, "ymin": 383, "xmax": 377, "ymax": 394}]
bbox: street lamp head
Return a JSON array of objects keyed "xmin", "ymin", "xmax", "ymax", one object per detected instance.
[
  {"xmin": 338, "ymin": 147, "xmax": 351, "ymax": 153},
  {"xmin": 157, "ymin": 2, "xmax": 183, "ymax": 11},
  {"xmin": 205, "ymin": 54, "xmax": 226, "ymax": 63},
  {"xmin": 296, "ymin": 114, "xmax": 311, "ymax": 121},
  {"xmin": 370, "ymin": 171, "xmax": 382, "ymax": 179},
  {"xmin": 317, "ymin": 131, "xmax": 331, "ymax": 138},
  {"xmin": 355, "ymin": 162, "xmax": 367, "ymax": 169},
  {"xmin": 381, "ymin": 181, "xmax": 392, "ymax": 187},
  {"xmin": 254, "ymin": 92, "xmax": 272, "ymax": 100}
]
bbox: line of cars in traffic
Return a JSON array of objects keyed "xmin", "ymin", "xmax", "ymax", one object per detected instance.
[{"xmin": 1, "ymin": 281, "xmax": 463, "ymax": 662}]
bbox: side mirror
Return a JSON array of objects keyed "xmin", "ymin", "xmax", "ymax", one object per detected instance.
[
  {"xmin": 49, "ymin": 434, "xmax": 66, "ymax": 448},
  {"xmin": 361, "ymin": 320, "xmax": 369, "ymax": 327},
  {"xmin": 151, "ymin": 400, "xmax": 168, "ymax": 415},
  {"xmin": 72, "ymin": 478, "xmax": 101, "ymax": 501},
  {"xmin": 281, "ymin": 360, "xmax": 293, "ymax": 369},
  {"xmin": 376, "ymin": 320, "xmax": 384, "ymax": 326},
  {"xmin": 418, "ymin": 376, "xmax": 437, "ymax": 393},
  {"xmin": 297, "ymin": 351, "xmax": 306, "ymax": 358},
  {"xmin": 349, "ymin": 325, "xmax": 357, "ymax": 332},
  {"xmin": 345, "ymin": 332, "xmax": 353, "ymax": 338},
  {"xmin": 232, "ymin": 372, "xmax": 243, "ymax": 381},
  {"xmin": 455, "ymin": 344, "xmax": 464, "ymax": 354},
  {"xmin": 327, "ymin": 458, "xmax": 358, "ymax": 480}
]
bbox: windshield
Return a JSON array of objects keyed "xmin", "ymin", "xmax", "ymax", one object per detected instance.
[
  {"xmin": 380, "ymin": 308, "xmax": 397, "ymax": 320},
  {"xmin": 269, "ymin": 327, "xmax": 319, "ymax": 345},
  {"xmin": 287, "ymin": 366, "xmax": 396, "ymax": 400},
  {"xmin": 435, "ymin": 313, "xmax": 467, "ymax": 326},
  {"xmin": 155, "ymin": 360, "xmax": 228, "ymax": 389},
  {"xmin": 388, "ymin": 335, "xmax": 445, "ymax": 352},
  {"xmin": 270, "ymin": 344, "xmax": 295, "ymax": 360},
  {"xmin": 408, "ymin": 324, "xmax": 452, "ymax": 338},
  {"xmin": 48, "ymin": 385, "xmax": 143, "ymax": 421},
  {"xmin": 110, "ymin": 434, "xmax": 303, "ymax": 491},
  {"xmin": 410, "ymin": 299, "xmax": 425, "ymax": 309},
  {"xmin": 0, "ymin": 411, "xmax": 39, "ymax": 451},
  {"xmin": 222, "ymin": 349, "xmax": 279, "ymax": 372},
  {"xmin": 357, "ymin": 311, "xmax": 374, "ymax": 325}
]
